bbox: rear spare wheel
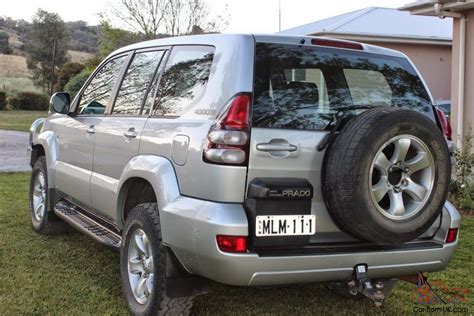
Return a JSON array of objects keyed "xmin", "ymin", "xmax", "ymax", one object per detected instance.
[{"xmin": 322, "ymin": 107, "xmax": 450, "ymax": 244}]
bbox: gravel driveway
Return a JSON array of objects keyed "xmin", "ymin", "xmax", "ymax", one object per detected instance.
[{"xmin": 0, "ymin": 129, "xmax": 30, "ymax": 172}]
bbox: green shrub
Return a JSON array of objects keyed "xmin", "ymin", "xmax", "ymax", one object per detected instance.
[
  {"xmin": 9, "ymin": 92, "xmax": 49, "ymax": 111},
  {"xmin": 449, "ymin": 126, "xmax": 474, "ymax": 210},
  {"xmin": 55, "ymin": 62, "xmax": 85, "ymax": 91},
  {"xmin": 449, "ymin": 180, "xmax": 474, "ymax": 209},
  {"xmin": 454, "ymin": 125, "xmax": 474, "ymax": 184},
  {"xmin": 64, "ymin": 69, "xmax": 92, "ymax": 99},
  {"xmin": 0, "ymin": 91, "xmax": 7, "ymax": 110}
]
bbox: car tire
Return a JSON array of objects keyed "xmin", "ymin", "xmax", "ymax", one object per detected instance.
[
  {"xmin": 120, "ymin": 203, "xmax": 194, "ymax": 316},
  {"xmin": 322, "ymin": 107, "xmax": 450, "ymax": 244},
  {"xmin": 29, "ymin": 156, "xmax": 70, "ymax": 235}
]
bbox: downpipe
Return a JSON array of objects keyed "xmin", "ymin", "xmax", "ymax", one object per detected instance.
[{"xmin": 457, "ymin": 14, "xmax": 467, "ymax": 149}]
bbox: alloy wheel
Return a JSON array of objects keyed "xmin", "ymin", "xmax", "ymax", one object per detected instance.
[
  {"xmin": 127, "ymin": 228, "xmax": 154, "ymax": 305},
  {"xmin": 369, "ymin": 135, "xmax": 435, "ymax": 220},
  {"xmin": 32, "ymin": 171, "xmax": 46, "ymax": 221}
]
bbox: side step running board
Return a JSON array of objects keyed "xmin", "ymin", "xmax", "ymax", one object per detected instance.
[{"xmin": 54, "ymin": 200, "xmax": 122, "ymax": 250}]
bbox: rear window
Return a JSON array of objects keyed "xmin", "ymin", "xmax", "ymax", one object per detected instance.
[{"xmin": 253, "ymin": 43, "xmax": 433, "ymax": 130}]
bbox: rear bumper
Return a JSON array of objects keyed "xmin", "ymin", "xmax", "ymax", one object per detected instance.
[
  {"xmin": 197, "ymin": 241, "xmax": 457, "ymax": 286},
  {"xmin": 161, "ymin": 198, "xmax": 460, "ymax": 286}
]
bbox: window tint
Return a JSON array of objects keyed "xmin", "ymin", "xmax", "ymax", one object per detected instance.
[
  {"xmin": 142, "ymin": 51, "xmax": 168, "ymax": 116},
  {"xmin": 77, "ymin": 56, "xmax": 126, "ymax": 115},
  {"xmin": 152, "ymin": 46, "xmax": 214, "ymax": 117},
  {"xmin": 284, "ymin": 68, "xmax": 330, "ymax": 108},
  {"xmin": 344, "ymin": 69, "xmax": 391, "ymax": 106},
  {"xmin": 113, "ymin": 50, "xmax": 164, "ymax": 115},
  {"xmin": 253, "ymin": 43, "xmax": 432, "ymax": 131}
]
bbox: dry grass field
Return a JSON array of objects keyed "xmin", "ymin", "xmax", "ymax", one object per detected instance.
[
  {"xmin": 0, "ymin": 54, "xmax": 31, "ymax": 77},
  {"xmin": 68, "ymin": 50, "xmax": 93, "ymax": 63},
  {"xmin": 0, "ymin": 51, "xmax": 92, "ymax": 95},
  {"xmin": 0, "ymin": 54, "xmax": 40, "ymax": 94}
]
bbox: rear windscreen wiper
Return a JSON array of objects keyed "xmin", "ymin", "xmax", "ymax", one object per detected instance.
[
  {"xmin": 317, "ymin": 105, "xmax": 376, "ymax": 151},
  {"xmin": 331, "ymin": 105, "xmax": 377, "ymax": 112}
]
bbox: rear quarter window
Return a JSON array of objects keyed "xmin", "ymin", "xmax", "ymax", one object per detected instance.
[
  {"xmin": 152, "ymin": 45, "xmax": 214, "ymax": 117},
  {"xmin": 252, "ymin": 43, "xmax": 433, "ymax": 130}
]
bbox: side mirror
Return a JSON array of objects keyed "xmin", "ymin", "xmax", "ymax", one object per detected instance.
[{"xmin": 50, "ymin": 92, "xmax": 71, "ymax": 114}]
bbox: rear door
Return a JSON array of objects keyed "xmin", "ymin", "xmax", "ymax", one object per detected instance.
[
  {"xmin": 248, "ymin": 42, "xmax": 435, "ymax": 244},
  {"xmin": 90, "ymin": 48, "xmax": 167, "ymax": 220}
]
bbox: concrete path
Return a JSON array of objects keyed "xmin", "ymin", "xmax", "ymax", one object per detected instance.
[{"xmin": 0, "ymin": 129, "xmax": 31, "ymax": 172}]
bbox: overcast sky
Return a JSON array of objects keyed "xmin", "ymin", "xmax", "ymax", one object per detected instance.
[{"xmin": 3, "ymin": 0, "xmax": 411, "ymax": 33}]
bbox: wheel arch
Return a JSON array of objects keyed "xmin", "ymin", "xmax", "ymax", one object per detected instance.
[
  {"xmin": 30, "ymin": 130, "xmax": 58, "ymax": 188},
  {"xmin": 118, "ymin": 177, "xmax": 157, "ymax": 225},
  {"xmin": 116, "ymin": 155, "xmax": 181, "ymax": 229}
]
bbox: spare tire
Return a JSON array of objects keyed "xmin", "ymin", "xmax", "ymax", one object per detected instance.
[{"xmin": 322, "ymin": 107, "xmax": 450, "ymax": 244}]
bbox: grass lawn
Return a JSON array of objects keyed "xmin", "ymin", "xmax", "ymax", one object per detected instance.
[
  {"xmin": 0, "ymin": 110, "xmax": 48, "ymax": 132},
  {"xmin": 0, "ymin": 173, "xmax": 472, "ymax": 315}
]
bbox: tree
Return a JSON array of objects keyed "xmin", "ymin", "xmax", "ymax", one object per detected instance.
[
  {"xmin": 0, "ymin": 32, "xmax": 12, "ymax": 54},
  {"xmin": 110, "ymin": 0, "xmax": 229, "ymax": 39},
  {"xmin": 64, "ymin": 69, "xmax": 93, "ymax": 98},
  {"xmin": 55, "ymin": 62, "xmax": 85, "ymax": 91},
  {"xmin": 66, "ymin": 21, "xmax": 99, "ymax": 53},
  {"xmin": 25, "ymin": 9, "xmax": 70, "ymax": 95},
  {"xmin": 98, "ymin": 20, "xmax": 143, "ymax": 57}
]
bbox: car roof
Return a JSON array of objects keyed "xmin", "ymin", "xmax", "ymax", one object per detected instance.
[{"xmin": 108, "ymin": 33, "xmax": 407, "ymax": 59}]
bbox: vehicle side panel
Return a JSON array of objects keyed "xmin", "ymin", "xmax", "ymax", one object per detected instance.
[{"xmin": 139, "ymin": 36, "xmax": 255, "ymax": 203}]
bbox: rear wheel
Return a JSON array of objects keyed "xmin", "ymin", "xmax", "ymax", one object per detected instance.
[
  {"xmin": 29, "ymin": 156, "xmax": 69, "ymax": 235},
  {"xmin": 120, "ymin": 203, "xmax": 194, "ymax": 315}
]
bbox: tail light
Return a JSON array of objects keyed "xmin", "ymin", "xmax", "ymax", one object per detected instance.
[
  {"xmin": 445, "ymin": 228, "xmax": 458, "ymax": 243},
  {"xmin": 203, "ymin": 94, "xmax": 251, "ymax": 165},
  {"xmin": 435, "ymin": 107, "xmax": 452, "ymax": 140},
  {"xmin": 216, "ymin": 235, "xmax": 247, "ymax": 253}
]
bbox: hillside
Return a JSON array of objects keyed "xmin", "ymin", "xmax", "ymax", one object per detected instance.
[
  {"xmin": 0, "ymin": 51, "xmax": 93, "ymax": 95},
  {"xmin": 0, "ymin": 16, "xmax": 96, "ymax": 95},
  {"xmin": 0, "ymin": 17, "xmax": 99, "ymax": 55}
]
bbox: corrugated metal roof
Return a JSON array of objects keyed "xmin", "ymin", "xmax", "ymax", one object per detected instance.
[{"xmin": 279, "ymin": 7, "xmax": 452, "ymax": 41}]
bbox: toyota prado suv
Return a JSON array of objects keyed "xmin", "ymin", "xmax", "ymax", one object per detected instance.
[{"xmin": 28, "ymin": 34, "xmax": 460, "ymax": 315}]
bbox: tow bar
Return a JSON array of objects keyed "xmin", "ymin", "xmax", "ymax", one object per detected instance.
[{"xmin": 347, "ymin": 264, "xmax": 386, "ymax": 307}]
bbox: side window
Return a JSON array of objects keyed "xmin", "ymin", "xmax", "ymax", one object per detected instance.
[
  {"xmin": 77, "ymin": 56, "xmax": 126, "ymax": 115},
  {"xmin": 283, "ymin": 68, "xmax": 330, "ymax": 108},
  {"xmin": 113, "ymin": 50, "xmax": 165, "ymax": 115},
  {"xmin": 152, "ymin": 46, "xmax": 214, "ymax": 117},
  {"xmin": 343, "ymin": 69, "xmax": 392, "ymax": 106}
]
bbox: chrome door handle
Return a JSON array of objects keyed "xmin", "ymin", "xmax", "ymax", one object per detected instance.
[
  {"xmin": 256, "ymin": 143, "xmax": 297, "ymax": 152},
  {"xmin": 86, "ymin": 126, "xmax": 96, "ymax": 134},
  {"xmin": 124, "ymin": 128, "xmax": 137, "ymax": 139}
]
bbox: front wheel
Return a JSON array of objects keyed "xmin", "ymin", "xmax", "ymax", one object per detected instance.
[
  {"xmin": 29, "ymin": 156, "xmax": 69, "ymax": 235},
  {"xmin": 120, "ymin": 203, "xmax": 194, "ymax": 315}
]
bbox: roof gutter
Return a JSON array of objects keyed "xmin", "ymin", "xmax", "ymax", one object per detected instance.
[
  {"xmin": 434, "ymin": 2, "xmax": 464, "ymax": 18},
  {"xmin": 312, "ymin": 32, "xmax": 452, "ymax": 46}
]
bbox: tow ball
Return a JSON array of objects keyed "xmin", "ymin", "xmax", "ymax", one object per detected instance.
[{"xmin": 347, "ymin": 264, "xmax": 386, "ymax": 308}]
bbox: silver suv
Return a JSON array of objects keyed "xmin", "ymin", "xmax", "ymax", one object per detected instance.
[{"xmin": 29, "ymin": 34, "xmax": 460, "ymax": 315}]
